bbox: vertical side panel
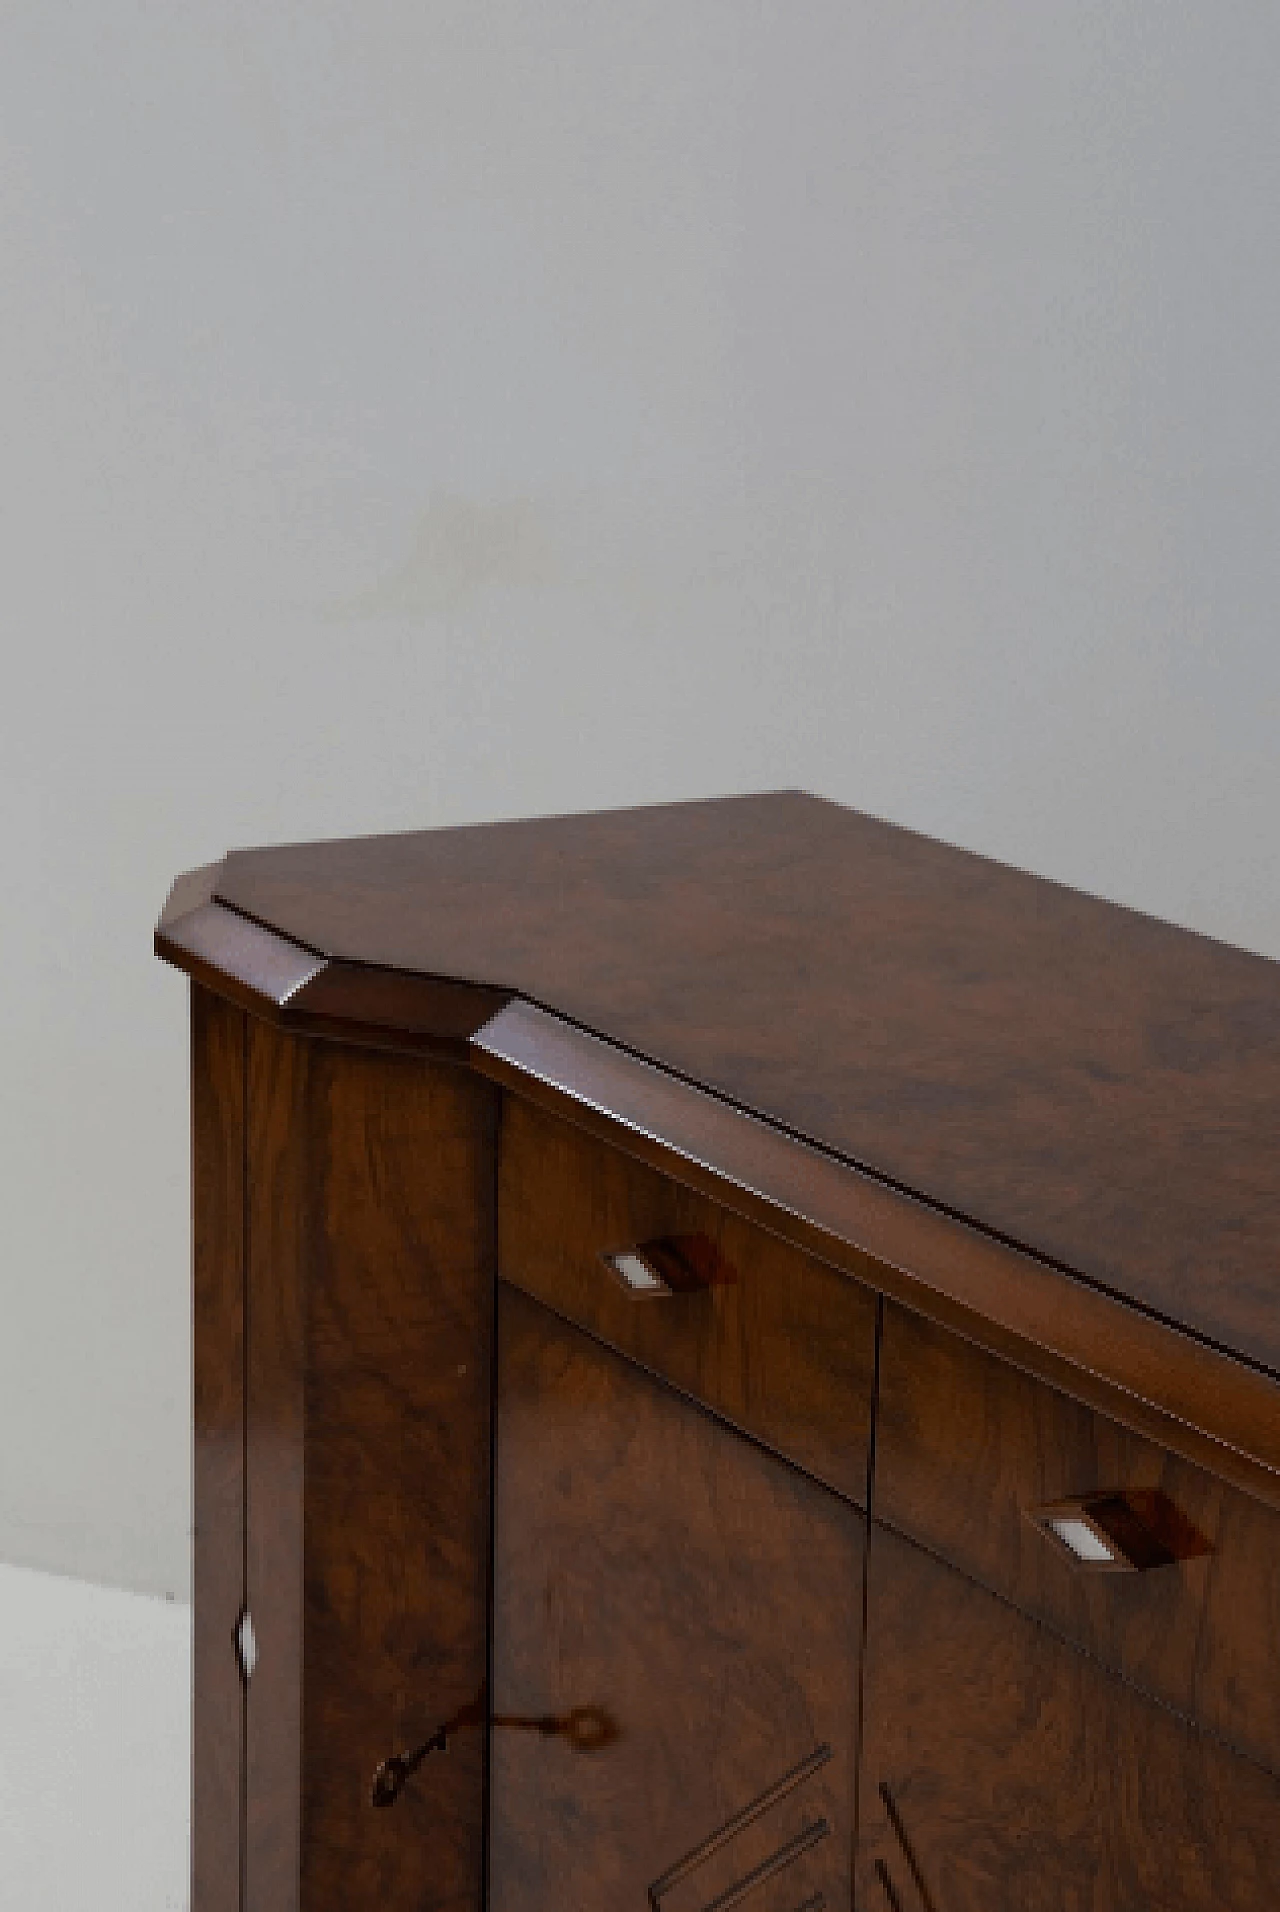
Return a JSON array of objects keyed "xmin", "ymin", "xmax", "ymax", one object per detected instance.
[
  {"xmin": 192, "ymin": 985, "xmax": 247, "ymax": 1912},
  {"xmin": 301, "ymin": 1047, "xmax": 496, "ymax": 1912},
  {"xmin": 245, "ymin": 1018, "xmax": 309, "ymax": 1912}
]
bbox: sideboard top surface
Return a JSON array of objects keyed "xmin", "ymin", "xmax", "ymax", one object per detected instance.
[{"xmin": 190, "ymin": 791, "xmax": 1280, "ymax": 1380}]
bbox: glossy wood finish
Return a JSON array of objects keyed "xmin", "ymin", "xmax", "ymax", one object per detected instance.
[
  {"xmin": 191, "ymin": 985, "xmax": 247, "ymax": 1912},
  {"xmin": 207, "ymin": 792, "xmax": 1280, "ymax": 1378},
  {"xmin": 244, "ymin": 1016, "xmax": 307, "ymax": 1912},
  {"xmin": 165, "ymin": 900, "xmax": 326, "ymax": 1016},
  {"xmin": 157, "ymin": 898, "xmax": 507, "ymax": 1059},
  {"xmin": 874, "ymin": 1304, "xmax": 1280, "ymax": 1780},
  {"xmin": 242, "ymin": 1020, "xmax": 496, "ymax": 1911},
  {"xmin": 857, "ymin": 1525, "xmax": 1280, "ymax": 1911},
  {"xmin": 290, "ymin": 962, "xmax": 508, "ymax": 1053},
  {"xmin": 498, "ymin": 1097, "xmax": 877, "ymax": 1504},
  {"xmin": 491, "ymin": 1285, "xmax": 863, "ymax": 1912},
  {"xmin": 301, "ymin": 1045, "xmax": 496, "ymax": 1911},
  {"xmin": 162, "ymin": 793, "xmax": 1280, "ymax": 1911},
  {"xmin": 478, "ymin": 1007, "xmax": 1280, "ymax": 1510}
]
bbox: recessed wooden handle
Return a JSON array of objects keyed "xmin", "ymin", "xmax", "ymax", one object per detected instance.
[
  {"xmin": 1030, "ymin": 1490, "xmax": 1211, "ymax": 1573},
  {"xmin": 602, "ymin": 1232, "xmax": 737, "ymax": 1297}
]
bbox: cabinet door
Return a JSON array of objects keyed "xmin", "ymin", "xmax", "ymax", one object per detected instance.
[
  {"xmin": 873, "ymin": 1305, "xmax": 1280, "ymax": 1780},
  {"xmin": 858, "ymin": 1525, "xmax": 1280, "ymax": 1911},
  {"xmin": 497, "ymin": 1097, "xmax": 878, "ymax": 1505},
  {"xmin": 491, "ymin": 1284, "xmax": 864, "ymax": 1912}
]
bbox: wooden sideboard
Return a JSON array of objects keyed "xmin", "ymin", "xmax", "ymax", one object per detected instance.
[{"xmin": 156, "ymin": 792, "xmax": 1280, "ymax": 1911}]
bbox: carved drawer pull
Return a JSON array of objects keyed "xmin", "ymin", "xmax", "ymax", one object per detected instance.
[
  {"xmin": 603, "ymin": 1232, "xmax": 737, "ymax": 1297},
  {"xmin": 1030, "ymin": 1489, "xmax": 1211, "ymax": 1574}
]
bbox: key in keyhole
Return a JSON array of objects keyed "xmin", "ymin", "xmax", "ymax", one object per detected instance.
[{"xmin": 370, "ymin": 1702, "xmax": 619, "ymax": 1807}]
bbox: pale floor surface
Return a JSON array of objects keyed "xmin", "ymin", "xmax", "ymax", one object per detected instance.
[{"xmin": 0, "ymin": 1562, "xmax": 190, "ymax": 1911}]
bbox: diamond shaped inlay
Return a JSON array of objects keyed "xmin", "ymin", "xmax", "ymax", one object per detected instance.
[{"xmin": 235, "ymin": 1608, "xmax": 258, "ymax": 1684}]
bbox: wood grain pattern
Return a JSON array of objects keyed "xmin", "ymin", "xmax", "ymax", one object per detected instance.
[
  {"xmin": 163, "ymin": 794, "xmax": 1280, "ymax": 1910},
  {"xmin": 479, "ymin": 1009, "xmax": 1280, "ymax": 1511},
  {"xmin": 490, "ymin": 1284, "xmax": 862, "ymax": 1912},
  {"xmin": 498, "ymin": 1096, "xmax": 877, "ymax": 1504},
  {"xmin": 874, "ymin": 1304, "xmax": 1280, "ymax": 1781},
  {"xmin": 858, "ymin": 1525, "xmax": 1280, "ymax": 1910},
  {"xmin": 207, "ymin": 791, "xmax": 1280, "ymax": 1379},
  {"xmin": 191, "ymin": 984, "xmax": 247, "ymax": 1912},
  {"xmin": 242, "ymin": 1022, "xmax": 497, "ymax": 1911},
  {"xmin": 245, "ymin": 1016, "xmax": 308, "ymax": 1912},
  {"xmin": 298, "ymin": 1042, "xmax": 495, "ymax": 1912}
]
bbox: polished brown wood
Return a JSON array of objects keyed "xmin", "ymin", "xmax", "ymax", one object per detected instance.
[
  {"xmin": 498, "ymin": 1096, "xmax": 877, "ymax": 1504},
  {"xmin": 157, "ymin": 899, "xmax": 507, "ymax": 1058},
  {"xmin": 164, "ymin": 900, "xmax": 325, "ymax": 1018},
  {"xmin": 201, "ymin": 792, "xmax": 1280, "ymax": 1379},
  {"xmin": 478, "ymin": 1005, "xmax": 1280, "ymax": 1509},
  {"xmin": 858, "ymin": 1524, "xmax": 1280, "ymax": 1910},
  {"xmin": 874, "ymin": 1303, "xmax": 1280, "ymax": 1780},
  {"xmin": 491, "ymin": 1284, "xmax": 863, "ymax": 1912},
  {"xmin": 299, "ymin": 1044, "xmax": 496, "ymax": 1912},
  {"xmin": 191, "ymin": 985, "xmax": 247, "ymax": 1912},
  {"xmin": 162, "ymin": 793, "xmax": 1280, "ymax": 1910},
  {"xmin": 241, "ymin": 1020, "xmax": 496, "ymax": 1911},
  {"xmin": 244, "ymin": 1015, "xmax": 308, "ymax": 1912},
  {"xmin": 288, "ymin": 963, "xmax": 508, "ymax": 1054}
]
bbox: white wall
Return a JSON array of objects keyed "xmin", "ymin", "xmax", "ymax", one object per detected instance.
[
  {"xmin": 0, "ymin": 1565, "xmax": 189, "ymax": 1911},
  {"xmin": 3, "ymin": 2, "xmax": 1279, "ymax": 1598}
]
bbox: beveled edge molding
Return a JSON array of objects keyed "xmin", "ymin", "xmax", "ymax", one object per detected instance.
[
  {"xmin": 156, "ymin": 872, "xmax": 509, "ymax": 1055},
  {"xmin": 157, "ymin": 898, "xmax": 325, "ymax": 1011},
  {"xmin": 471, "ymin": 998, "xmax": 1280, "ymax": 1513}
]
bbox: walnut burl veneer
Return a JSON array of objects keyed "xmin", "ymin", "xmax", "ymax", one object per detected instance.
[
  {"xmin": 492, "ymin": 1286, "xmax": 862, "ymax": 1912},
  {"xmin": 159, "ymin": 793, "xmax": 1280, "ymax": 1910}
]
